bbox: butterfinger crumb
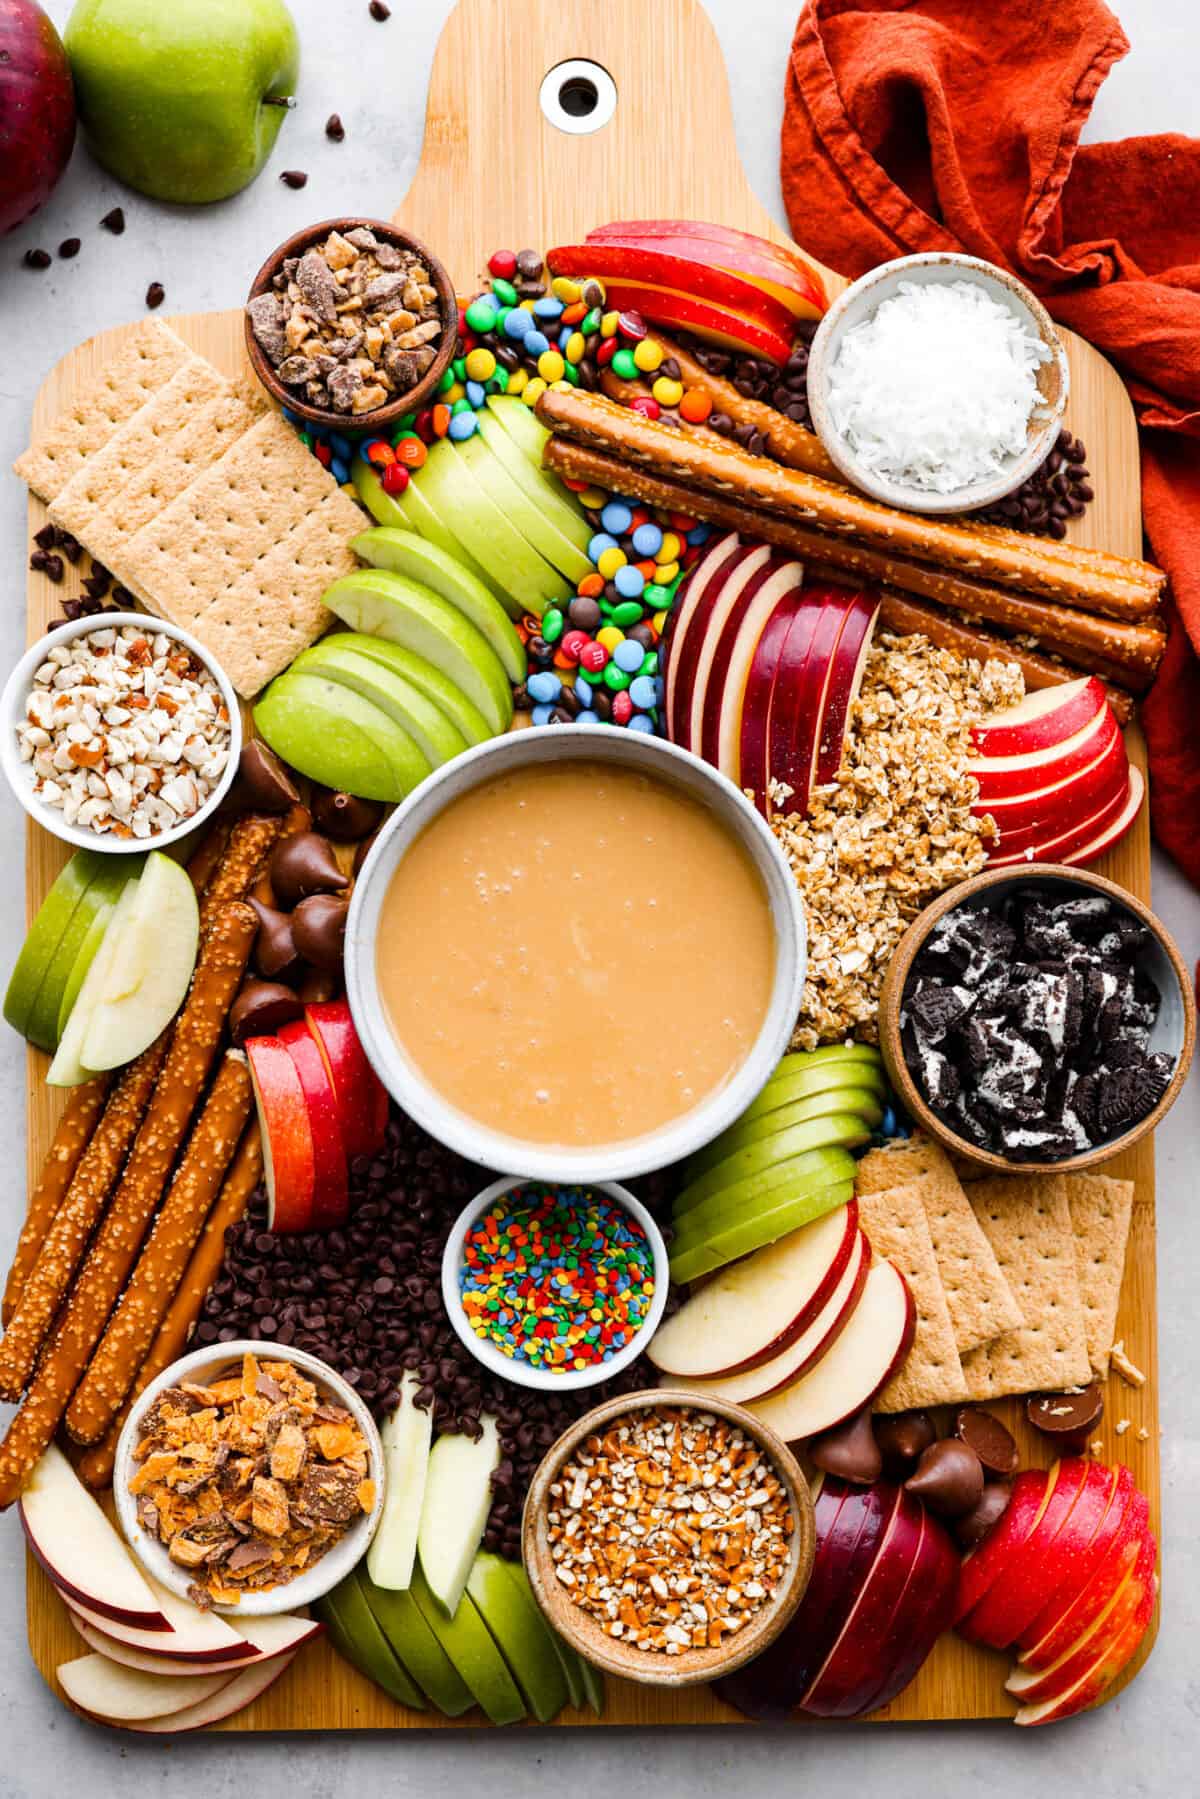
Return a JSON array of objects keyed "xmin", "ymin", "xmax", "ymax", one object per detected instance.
[
  {"xmin": 1110, "ymin": 1341, "xmax": 1147, "ymax": 1387},
  {"xmin": 1115, "ymin": 1419, "xmax": 1131, "ymax": 1435},
  {"xmin": 1137, "ymin": 1426, "xmax": 1151, "ymax": 1441}
]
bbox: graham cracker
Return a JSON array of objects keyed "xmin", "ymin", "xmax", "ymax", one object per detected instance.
[
  {"xmin": 48, "ymin": 357, "xmax": 229, "ymax": 541},
  {"xmin": 78, "ymin": 382, "xmax": 270, "ymax": 573},
  {"xmin": 190, "ymin": 487, "xmax": 364, "ymax": 696},
  {"xmin": 958, "ymin": 1175, "xmax": 1091, "ymax": 1400},
  {"xmin": 1061, "ymin": 1172, "xmax": 1135, "ymax": 1379},
  {"xmin": 857, "ymin": 1186, "xmax": 966, "ymax": 1412},
  {"xmin": 14, "ymin": 319, "xmax": 192, "ymax": 501},
  {"xmin": 855, "ymin": 1134, "xmax": 956, "ymax": 1194},
  {"xmin": 108, "ymin": 411, "xmax": 339, "ymax": 630}
]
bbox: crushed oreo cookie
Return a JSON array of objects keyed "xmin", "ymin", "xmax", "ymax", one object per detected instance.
[{"xmin": 901, "ymin": 887, "xmax": 1175, "ymax": 1160}]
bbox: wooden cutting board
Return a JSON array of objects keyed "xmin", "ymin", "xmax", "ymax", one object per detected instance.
[{"xmin": 22, "ymin": 0, "xmax": 1158, "ymax": 1731}]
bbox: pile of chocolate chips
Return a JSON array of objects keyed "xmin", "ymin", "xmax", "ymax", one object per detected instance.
[
  {"xmin": 972, "ymin": 430, "xmax": 1093, "ymax": 540},
  {"xmin": 901, "ymin": 888, "xmax": 1174, "ymax": 1160},
  {"xmin": 197, "ymin": 1108, "xmax": 672, "ymax": 1560}
]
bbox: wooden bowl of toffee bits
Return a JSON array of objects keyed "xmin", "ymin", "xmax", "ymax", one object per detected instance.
[
  {"xmin": 244, "ymin": 216, "xmax": 457, "ymax": 431},
  {"xmin": 522, "ymin": 1391, "xmax": 815, "ymax": 1687}
]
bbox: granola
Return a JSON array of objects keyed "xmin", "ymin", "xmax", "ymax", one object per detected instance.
[
  {"xmin": 129, "ymin": 1353, "xmax": 375, "ymax": 1602},
  {"xmin": 768, "ymin": 634, "xmax": 1025, "ymax": 1048},
  {"xmin": 247, "ymin": 226, "xmax": 446, "ymax": 415}
]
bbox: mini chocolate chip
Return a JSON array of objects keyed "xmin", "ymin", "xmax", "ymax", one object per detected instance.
[
  {"xmin": 904, "ymin": 1439, "xmax": 985, "ymax": 1518},
  {"xmin": 809, "ymin": 1406, "xmax": 882, "ymax": 1484},
  {"xmin": 229, "ymin": 979, "xmax": 304, "ymax": 1045},
  {"xmin": 280, "ymin": 170, "xmax": 308, "ymax": 189},
  {"xmin": 269, "ymin": 831, "xmax": 346, "ymax": 906},
  {"xmin": 33, "ymin": 524, "xmax": 59, "ymax": 551},
  {"xmin": 953, "ymin": 1480, "xmax": 1013, "ymax": 1549},
  {"xmin": 368, "ymin": 0, "xmax": 390, "ymax": 17},
  {"xmin": 248, "ymin": 899, "xmax": 302, "ymax": 980},
  {"xmin": 101, "ymin": 207, "xmax": 126, "ymax": 235},
  {"xmin": 40, "ymin": 554, "xmax": 65, "ymax": 583},
  {"xmin": 325, "ymin": 114, "xmax": 346, "ymax": 142},
  {"xmin": 872, "ymin": 1409, "xmax": 936, "ymax": 1477},
  {"xmin": 312, "ymin": 788, "xmax": 383, "ymax": 842},
  {"xmin": 953, "ymin": 1406, "xmax": 1019, "ymax": 1478},
  {"xmin": 23, "ymin": 248, "xmax": 51, "ymax": 270},
  {"xmin": 58, "ymin": 238, "xmax": 81, "ymax": 260},
  {"xmin": 291, "ymin": 894, "xmax": 348, "ymax": 972},
  {"xmin": 236, "ymin": 741, "xmax": 301, "ymax": 814},
  {"xmin": 145, "ymin": 282, "xmax": 165, "ymax": 308}
]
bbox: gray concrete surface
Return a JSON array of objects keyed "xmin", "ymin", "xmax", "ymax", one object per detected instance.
[{"xmin": 0, "ymin": 0, "xmax": 1196, "ymax": 1791}]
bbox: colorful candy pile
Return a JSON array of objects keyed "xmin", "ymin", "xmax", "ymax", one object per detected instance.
[{"xmin": 459, "ymin": 1183, "xmax": 656, "ymax": 1374}]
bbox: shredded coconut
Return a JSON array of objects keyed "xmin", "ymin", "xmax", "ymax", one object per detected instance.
[{"xmin": 827, "ymin": 279, "xmax": 1052, "ymax": 494}]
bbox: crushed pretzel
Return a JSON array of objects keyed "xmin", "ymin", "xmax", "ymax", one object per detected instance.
[{"xmin": 129, "ymin": 1354, "xmax": 373, "ymax": 1599}]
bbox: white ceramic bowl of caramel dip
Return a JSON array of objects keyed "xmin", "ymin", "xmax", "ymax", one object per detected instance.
[{"xmin": 345, "ymin": 728, "xmax": 806, "ymax": 1183}]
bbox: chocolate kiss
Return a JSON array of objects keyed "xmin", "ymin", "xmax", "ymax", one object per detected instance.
[
  {"xmin": 312, "ymin": 788, "xmax": 384, "ymax": 843},
  {"xmin": 953, "ymin": 1480, "xmax": 1013, "ymax": 1550},
  {"xmin": 291, "ymin": 894, "xmax": 349, "ymax": 972},
  {"xmin": 248, "ymin": 898, "xmax": 300, "ymax": 979},
  {"xmin": 809, "ymin": 1406, "xmax": 883, "ymax": 1485},
  {"xmin": 904, "ymin": 1439, "xmax": 985, "ymax": 1518},
  {"xmin": 229, "ymin": 980, "xmax": 304, "ymax": 1046},
  {"xmin": 269, "ymin": 831, "xmax": 345, "ymax": 907},
  {"xmin": 297, "ymin": 967, "xmax": 339, "ymax": 1006},
  {"xmin": 873, "ymin": 1409, "xmax": 937, "ymax": 1478},
  {"xmin": 236, "ymin": 741, "xmax": 301, "ymax": 813}
]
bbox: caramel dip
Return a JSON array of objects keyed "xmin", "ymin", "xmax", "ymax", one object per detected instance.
[{"xmin": 375, "ymin": 761, "xmax": 776, "ymax": 1147}]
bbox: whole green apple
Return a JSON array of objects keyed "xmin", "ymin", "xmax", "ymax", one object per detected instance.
[{"xmin": 64, "ymin": 0, "xmax": 299, "ymax": 204}]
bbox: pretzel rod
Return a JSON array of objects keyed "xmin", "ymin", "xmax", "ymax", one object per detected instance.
[
  {"xmin": 65, "ymin": 1051, "xmax": 253, "ymax": 1445},
  {"xmin": 251, "ymin": 803, "xmax": 312, "ymax": 906},
  {"xmin": 185, "ymin": 818, "xmax": 231, "ymax": 894},
  {"xmin": 0, "ymin": 1047, "xmax": 166, "ymax": 1402},
  {"xmin": 0, "ymin": 901, "xmax": 257, "ymax": 1508},
  {"xmin": 536, "ymin": 389, "xmax": 1164, "ymax": 617},
  {"xmin": 544, "ymin": 437, "xmax": 1146, "ymax": 701},
  {"xmin": 77, "ymin": 1122, "xmax": 262, "ymax": 1492},
  {"xmin": 199, "ymin": 812, "xmax": 282, "ymax": 928},
  {"xmin": 2, "ymin": 1078, "xmax": 112, "ymax": 1328}
]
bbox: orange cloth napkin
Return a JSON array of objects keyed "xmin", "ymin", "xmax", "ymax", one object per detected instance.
[{"xmin": 781, "ymin": 0, "xmax": 1200, "ymax": 884}]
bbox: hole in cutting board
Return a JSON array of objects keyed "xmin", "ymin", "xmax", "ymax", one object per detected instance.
[{"xmin": 539, "ymin": 59, "xmax": 617, "ymax": 135}]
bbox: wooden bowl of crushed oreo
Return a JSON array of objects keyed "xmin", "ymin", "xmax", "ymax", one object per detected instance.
[
  {"xmin": 244, "ymin": 216, "xmax": 458, "ymax": 431},
  {"xmin": 879, "ymin": 863, "xmax": 1196, "ymax": 1174},
  {"xmin": 522, "ymin": 1390, "xmax": 815, "ymax": 1688}
]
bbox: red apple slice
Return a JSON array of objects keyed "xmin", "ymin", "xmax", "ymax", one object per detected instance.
[
  {"xmin": 971, "ymin": 677, "xmax": 1108, "ymax": 756},
  {"xmin": 748, "ymin": 1258, "xmax": 915, "ymax": 1442},
  {"xmin": 118, "ymin": 1649, "xmax": 300, "ymax": 1733},
  {"xmin": 69, "ymin": 1610, "xmax": 318, "ymax": 1679},
  {"xmin": 663, "ymin": 532, "xmax": 743, "ymax": 742},
  {"xmin": 277, "ymin": 1019, "xmax": 349, "ymax": 1230},
  {"xmin": 769, "ymin": 584, "xmax": 865, "ymax": 813},
  {"xmin": 707, "ymin": 562, "xmax": 808, "ymax": 778},
  {"xmin": 19, "ymin": 1446, "xmax": 169, "ymax": 1631},
  {"xmin": 63, "ymin": 1594, "xmax": 257, "ymax": 1663},
  {"xmin": 762, "ymin": 596, "xmax": 825, "ymax": 809},
  {"xmin": 246, "ymin": 1036, "xmax": 316, "ymax": 1234},
  {"xmin": 1011, "ymin": 1569, "xmax": 1158, "ymax": 1726},
  {"xmin": 739, "ymin": 588, "xmax": 812, "ymax": 810},
  {"xmin": 571, "ymin": 275, "xmax": 795, "ymax": 363},
  {"xmin": 851, "ymin": 1504, "xmax": 960, "ymax": 1717},
  {"xmin": 986, "ymin": 762, "xmax": 1133, "ymax": 859},
  {"xmin": 547, "ymin": 243, "xmax": 796, "ymax": 338},
  {"xmin": 1054, "ymin": 764, "xmax": 1145, "ymax": 868},
  {"xmin": 1005, "ymin": 1527, "xmax": 1156, "ymax": 1704},
  {"xmin": 648, "ymin": 1201, "xmax": 858, "ymax": 1377},
  {"xmin": 969, "ymin": 706, "xmax": 1118, "ymax": 800},
  {"xmin": 954, "ymin": 1467, "xmax": 1055, "ymax": 1622},
  {"xmin": 814, "ymin": 591, "xmax": 880, "ymax": 786},
  {"xmin": 671, "ymin": 542, "xmax": 774, "ymax": 752},
  {"xmin": 1018, "ymin": 1477, "xmax": 1146, "ymax": 1667},
  {"xmin": 973, "ymin": 728, "xmax": 1128, "ymax": 830},
  {"xmin": 985, "ymin": 767, "xmax": 1143, "ymax": 869},
  {"xmin": 304, "ymin": 998, "xmax": 388, "ymax": 1160},
  {"xmin": 800, "ymin": 1485, "xmax": 922, "ymax": 1715},
  {"xmin": 58, "ymin": 1653, "xmax": 235, "ymax": 1724},
  {"xmin": 957, "ymin": 1458, "xmax": 1105, "ymax": 1648},
  {"xmin": 586, "ymin": 221, "xmax": 828, "ymax": 317}
]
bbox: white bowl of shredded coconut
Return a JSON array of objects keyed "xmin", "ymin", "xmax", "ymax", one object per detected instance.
[{"xmin": 807, "ymin": 253, "xmax": 1068, "ymax": 515}]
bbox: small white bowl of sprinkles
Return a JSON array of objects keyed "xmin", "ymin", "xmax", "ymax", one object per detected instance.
[
  {"xmin": 806, "ymin": 252, "xmax": 1069, "ymax": 516},
  {"xmin": 441, "ymin": 1176, "xmax": 670, "ymax": 1394}
]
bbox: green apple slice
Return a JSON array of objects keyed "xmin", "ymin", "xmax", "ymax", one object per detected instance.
[
  {"xmin": 674, "ymin": 1114, "xmax": 872, "ymax": 1215},
  {"xmin": 353, "ymin": 458, "xmax": 508, "ymax": 603},
  {"xmin": 736, "ymin": 1051, "xmax": 885, "ymax": 1129},
  {"xmin": 467, "ymin": 1552, "xmax": 569, "ymax": 1723},
  {"xmin": 576, "ymin": 1651, "xmax": 605, "ymax": 1716},
  {"xmin": 417, "ymin": 1417, "xmax": 500, "ymax": 1617},
  {"xmin": 360, "ymin": 1575, "xmax": 474, "ymax": 1716},
  {"xmin": 254, "ymin": 672, "xmax": 416, "ymax": 802},
  {"xmin": 292, "ymin": 640, "xmax": 468, "ymax": 771},
  {"xmin": 317, "ymin": 1575, "xmax": 426, "ymax": 1710},
  {"xmin": 669, "ymin": 1180, "xmax": 855, "ymax": 1285},
  {"xmin": 78, "ymin": 852, "xmax": 199, "ymax": 1073},
  {"xmin": 491, "ymin": 1559, "xmax": 591, "ymax": 1712},
  {"xmin": 323, "ymin": 570, "xmax": 512, "ymax": 736},
  {"xmin": 28, "ymin": 861, "xmax": 135, "ymax": 1053},
  {"xmin": 58, "ymin": 897, "xmax": 117, "ymax": 1041},
  {"xmin": 672, "ymin": 1142, "xmax": 859, "ymax": 1242},
  {"xmin": 47, "ymin": 880, "xmax": 140, "ymax": 1086},
  {"xmin": 486, "ymin": 393, "xmax": 551, "ymax": 467},
  {"xmin": 474, "ymin": 410, "xmax": 592, "ymax": 553},
  {"xmin": 349, "ymin": 528, "xmax": 527, "ymax": 683},
  {"xmin": 420, "ymin": 440, "xmax": 569, "ymax": 615},
  {"xmin": 5, "ymin": 851, "xmax": 106, "ymax": 1044},
  {"xmin": 338, "ymin": 636, "xmax": 492, "ymax": 747},
  {"xmin": 410, "ymin": 1563, "xmax": 524, "ymax": 1726},
  {"xmin": 456, "ymin": 431, "xmax": 594, "ymax": 585},
  {"xmin": 367, "ymin": 1372, "xmax": 431, "ymax": 1593},
  {"xmin": 683, "ymin": 1087, "xmax": 884, "ymax": 1182}
]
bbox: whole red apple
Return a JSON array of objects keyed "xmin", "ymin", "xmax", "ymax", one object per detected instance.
[{"xmin": 0, "ymin": 0, "xmax": 76, "ymax": 234}]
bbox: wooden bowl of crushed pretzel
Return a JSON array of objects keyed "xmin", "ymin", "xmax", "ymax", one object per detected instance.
[
  {"xmin": 114, "ymin": 1340, "xmax": 384, "ymax": 1615},
  {"xmin": 522, "ymin": 1389, "xmax": 815, "ymax": 1688}
]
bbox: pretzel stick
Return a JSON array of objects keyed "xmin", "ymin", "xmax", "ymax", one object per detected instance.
[
  {"xmin": 0, "ymin": 901, "xmax": 257, "ymax": 1508},
  {"xmin": 3, "ymin": 1078, "xmax": 112, "ymax": 1328},
  {"xmin": 199, "ymin": 813, "xmax": 282, "ymax": 928},
  {"xmin": 65, "ymin": 1052, "xmax": 254, "ymax": 1445},
  {"xmin": 77, "ymin": 1123, "xmax": 262, "ymax": 1492},
  {"xmin": 0, "ymin": 1047, "xmax": 166, "ymax": 1401},
  {"xmin": 536, "ymin": 389, "xmax": 1164, "ymax": 617}
]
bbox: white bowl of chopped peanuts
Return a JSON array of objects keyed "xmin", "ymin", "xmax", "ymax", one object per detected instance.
[{"xmin": 114, "ymin": 1340, "xmax": 384, "ymax": 1616}]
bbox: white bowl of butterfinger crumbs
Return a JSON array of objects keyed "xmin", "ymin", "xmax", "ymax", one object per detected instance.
[
  {"xmin": 115, "ymin": 1342, "xmax": 384, "ymax": 1615},
  {"xmin": 522, "ymin": 1390, "xmax": 815, "ymax": 1686},
  {"xmin": 1, "ymin": 613, "xmax": 240, "ymax": 853}
]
